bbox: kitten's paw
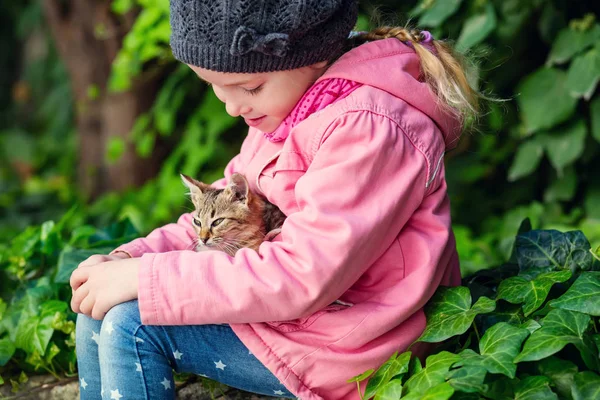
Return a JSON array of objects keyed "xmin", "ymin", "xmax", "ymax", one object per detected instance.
[{"xmin": 264, "ymin": 228, "xmax": 282, "ymax": 241}]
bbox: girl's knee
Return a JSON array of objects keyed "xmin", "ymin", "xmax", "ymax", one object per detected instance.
[
  {"xmin": 98, "ymin": 301, "xmax": 142, "ymax": 346},
  {"xmin": 103, "ymin": 300, "xmax": 141, "ymax": 325}
]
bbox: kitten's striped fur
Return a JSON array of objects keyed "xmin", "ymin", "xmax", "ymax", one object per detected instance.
[{"xmin": 181, "ymin": 173, "xmax": 286, "ymax": 256}]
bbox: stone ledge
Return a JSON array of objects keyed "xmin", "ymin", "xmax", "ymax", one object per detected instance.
[{"xmin": 0, "ymin": 376, "xmax": 283, "ymax": 400}]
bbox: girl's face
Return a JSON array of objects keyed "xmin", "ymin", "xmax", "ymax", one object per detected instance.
[{"xmin": 188, "ymin": 62, "xmax": 328, "ymax": 133}]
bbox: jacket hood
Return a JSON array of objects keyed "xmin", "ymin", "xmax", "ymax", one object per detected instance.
[{"xmin": 318, "ymin": 38, "xmax": 462, "ymax": 150}]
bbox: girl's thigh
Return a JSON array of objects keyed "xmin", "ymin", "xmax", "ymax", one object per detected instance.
[{"xmin": 98, "ymin": 300, "xmax": 295, "ymax": 398}]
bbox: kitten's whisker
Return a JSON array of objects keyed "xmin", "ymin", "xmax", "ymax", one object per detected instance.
[{"xmin": 221, "ymin": 242, "xmax": 241, "ymax": 257}]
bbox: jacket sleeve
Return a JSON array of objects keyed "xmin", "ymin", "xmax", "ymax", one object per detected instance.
[
  {"xmin": 109, "ymin": 152, "xmax": 245, "ymax": 258},
  {"xmin": 136, "ymin": 111, "xmax": 431, "ymax": 325}
]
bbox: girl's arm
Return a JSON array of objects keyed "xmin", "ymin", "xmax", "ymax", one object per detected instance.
[{"xmin": 136, "ymin": 111, "xmax": 449, "ymax": 326}]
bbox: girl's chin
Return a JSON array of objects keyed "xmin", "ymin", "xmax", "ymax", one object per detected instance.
[{"xmin": 258, "ymin": 118, "xmax": 283, "ymax": 134}]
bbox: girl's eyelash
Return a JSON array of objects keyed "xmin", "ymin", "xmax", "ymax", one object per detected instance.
[{"xmin": 244, "ymin": 85, "xmax": 263, "ymax": 95}]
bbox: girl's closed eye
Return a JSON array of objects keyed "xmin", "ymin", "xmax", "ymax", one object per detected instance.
[{"xmin": 243, "ymin": 85, "xmax": 263, "ymax": 96}]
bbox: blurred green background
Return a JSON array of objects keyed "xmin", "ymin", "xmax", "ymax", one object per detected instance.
[{"xmin": 0, "ymin": 0, "xmax": 599, "ymax": 388}]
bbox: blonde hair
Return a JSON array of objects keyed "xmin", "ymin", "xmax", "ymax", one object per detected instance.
[{"xmin": 353, "ymin": 26, "xmax": 481, "ymax": 127}]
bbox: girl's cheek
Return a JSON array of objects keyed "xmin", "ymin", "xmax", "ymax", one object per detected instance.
[{"xmin": 212, "ymin": 86, "xmax": 226, "ymax": 103}]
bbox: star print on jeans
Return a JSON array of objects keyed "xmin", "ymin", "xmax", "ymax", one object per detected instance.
[
  {"xmin": 214, "ymin": 360, "xmax": 226, "ymax": 370},
  {"xmin": 161, "ymin": 378, "xmax": 172, "ymax": 389}
]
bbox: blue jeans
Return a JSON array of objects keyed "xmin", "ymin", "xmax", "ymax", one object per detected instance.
[{"xmin": 76, "ymin": 300, "xmax": 295, "ymax": 399}]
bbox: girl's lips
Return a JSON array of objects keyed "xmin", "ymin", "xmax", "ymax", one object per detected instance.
[{"xmin": 244, "ymin": 115, "xmax": 266, "ymax": 127}]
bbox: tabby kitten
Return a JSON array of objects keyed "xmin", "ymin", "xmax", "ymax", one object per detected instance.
[{"xmin": 181, "ymin": 173, "xmax": 286, "ymax": 256}]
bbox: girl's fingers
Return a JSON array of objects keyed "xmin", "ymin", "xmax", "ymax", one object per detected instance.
[
  {"xmin": 91, "ymin": 302, "xmax": 108, "ymax": 321},
  {"xmin": 70, "ymin": 266, "xmax": 90, "ymax": 291},
  {"xmin": 71, "ymin": 283, "xmax": 90, "ymax": 314},
  {"xmin": 78, "ymin": 291, "xmax": 96, "ymax": 318},
  {"xmin": 77, "ymin": 255, "xmax": 103, "ymax": 269}
]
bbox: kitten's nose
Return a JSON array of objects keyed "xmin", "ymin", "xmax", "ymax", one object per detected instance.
[{"xmin": 201, "ymin": 237, "xmax": 209, "ymax": 244}]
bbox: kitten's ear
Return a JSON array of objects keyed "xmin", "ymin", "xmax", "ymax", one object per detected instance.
[
  {"xmin": 180, "ymin": 174, "xmax": 209, "ymax": 196},
  {"xmin": 226, "ymin": 173, "xmax": 249, "ymax": 203}
]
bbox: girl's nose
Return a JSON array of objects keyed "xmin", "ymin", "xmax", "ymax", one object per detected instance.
[{"xmin": 225, "ymin": 101, "xmax": 251, "ymax": 117}]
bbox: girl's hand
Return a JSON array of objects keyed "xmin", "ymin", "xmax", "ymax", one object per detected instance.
[
  {"xmin": 77, "ymin": 251, "xmax": 131, "ymax": 269},
  {"xmin": 70, "ymin": 258, "xmax": 140, "ymax": 320}
]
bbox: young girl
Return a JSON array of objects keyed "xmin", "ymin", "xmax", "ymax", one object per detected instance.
[{"xmin": 70, "ymin": 0, "xmax": 479, "ymax": 398}]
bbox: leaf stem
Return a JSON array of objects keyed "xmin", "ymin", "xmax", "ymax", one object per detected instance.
[
  {"xmin": 472, "ymin": 322, "xmax": 481, "ymax": 342},
  {"xmin": 357, "ymin": 382, "xmax": 364, "ymax": 400},
  {"xmin": 41, "ymin": 365, "xmax": 61, "ymax": 381}
]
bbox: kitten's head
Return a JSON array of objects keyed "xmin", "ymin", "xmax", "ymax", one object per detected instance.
[{"xmin": 181, "ymin": 173, "xmax": 266, "ymax": 256}]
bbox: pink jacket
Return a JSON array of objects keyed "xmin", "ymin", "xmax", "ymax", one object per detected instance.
[{"xmin": 113, "ymin": 38, "xmax": 461, "ymax": 399}]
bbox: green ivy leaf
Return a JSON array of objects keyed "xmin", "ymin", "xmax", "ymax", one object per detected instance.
[
  {"xmin": 0, "ymin": 338, "xmax": 16, "ymax": 367},
  {"xmin": 418, "ymin": 287, "xmax": 495, "ymax": 343},
  {"xmin": 401, "ymin": 382, "xmax": 454, "ymax": 400},
  {"xmin": 364, "ymin": 352, "xmax": 410, "ymax": 399},
  {"xmin": 0, "ymin": 298, "xmax": 6, "ymax": 321},
  {"xmin": 572, "ymin": 371, "xmax": 600, "ymax": 400},
  {"xmin": 508, "ymin": 138, "xmax": 544, "ymax": 182},
  {"xmin": 566, "ymin": 46, "xmax": 600, "ymax": 100},
  {"xmin": 456, "ymin": 3, "xmax": 497, "ymax": 52},
  {"xmin": 55, "ymin": 247, "xmax": 113, "ymax": 284},
  {"xmin": 537, "ymin": 356, "xmax": 578, "ymax": 400},
  {"xmin": 89, "ymin": 218, "xmax": 139, "ymax": 244},
  {"xmin": 593, "ymin": 334, "xmax": 600, "ymax": 355},
  {"xmin": 541, "ymin": 119, "xmax": 587, "ymax": 175},
  {"xmin": 373, "ymin": 380, "xmax": 403, "ymax": 400},
  {"xmin": 403, "ymin": 352, "xmax": 461, "ymax": 396},
  {"xmin": 520, "ymin": 319, "xmax": 542, "ymax": 334},
  {"xmin": 516, "ymin": 230, "xmax": 594, "ymax": 279},
  {"xmin": 457, "ymin": 322, "xmax": 530, "ymax": 378},
  {"xmin": 517, "ymin": 68, "xmax": 578, "ymax": 134},
  {"xmin": 418, "ymin": 0, "xmax": 463, "ymax": 27},
  {"xmin": 592, "ymin": 96, "xmax": 600, "ymax": 143},
  {"xmin": 111, "ymin": 0, "xmax": 136, "ymax": 15},
  {"xmin": 10, "ymin": 226, "xmax": 40, "ymax": 261},
  {"xmin": 14, "ymin": 311, "xmax": 55, "ymax": 356},
  {"xmin": 478, "ymin": 302, "xmax": 523, "ymax": 333},
  {"xmin": 409, "ymin": 356, "xmax": 422, "ymax": 377},
  {"xmin": 18, "ymin": 282, "xmax": 57, "ymax": 316},
  {"xmin": 44, "ymin": 342, "xmax": 60, "ymax": 365},
  {"xmin": 514, "ymin": 376, "xmax": 558, "ymax": 400},
  {"xmin": 497, "ymin": 270, "xmax": 572, "ymax": 316},
  {"xmin": 550, "ymin": 272, "xmax": 600, "ymax": 316},
  {"xmin": 515, "ymin": 309, "xmax": 596, "ymax": 370},
  {"xmin": 347, "ymin": 369, "xmax": 374, "ymax": 383},
  {"xmin": 483, "ymin": 374, "xmax": 516, "ymax": 399},
  {"xmin": 547, "ymin": 24, "xmax": 600, "ymax": 65},
  {"xmin": 68, "ymin": 225, "xmax": 98, "ymax": 247},
  {"xmin": 446, "ymin": 365, "xmax": 487, "ymax": 393},
  {"xmin": 544, "ymin": 167, "xmax": 577, "ymax": 203},
  {"xmin": 40, "ymin": 220, "xmax": 61, "ymax": 256}
]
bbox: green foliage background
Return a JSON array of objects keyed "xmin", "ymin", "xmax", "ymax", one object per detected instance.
[{"xmin": 1, "ymin": 0, "xmax": 599, "ymax": 395}]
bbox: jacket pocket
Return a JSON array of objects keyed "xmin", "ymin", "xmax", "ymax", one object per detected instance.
[
  {"xmin": 258, "ymin": 151, "xmax": 309, "ymax": 215},
  {"xmin": 265, "ymin": 302, "xmax": 350, "ymax": 333},
  {"xmin": 259, "ymin": 151, "xmax": 309, "ymax": 178}
]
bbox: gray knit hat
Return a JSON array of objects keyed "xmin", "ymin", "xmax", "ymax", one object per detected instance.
[{"xmin": 169, "ymin": 0, "xmax": 358, "ymax": 73}]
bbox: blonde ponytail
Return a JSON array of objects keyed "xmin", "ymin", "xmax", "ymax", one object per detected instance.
[{"xmin": 355, "ymin": 27, "xmax": 480, "ymax": 126}]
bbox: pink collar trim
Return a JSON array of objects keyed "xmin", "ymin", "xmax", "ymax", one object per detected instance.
[{"xmin": 263, "ymin": 78, "xmax": 361, "ymax": 142}]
